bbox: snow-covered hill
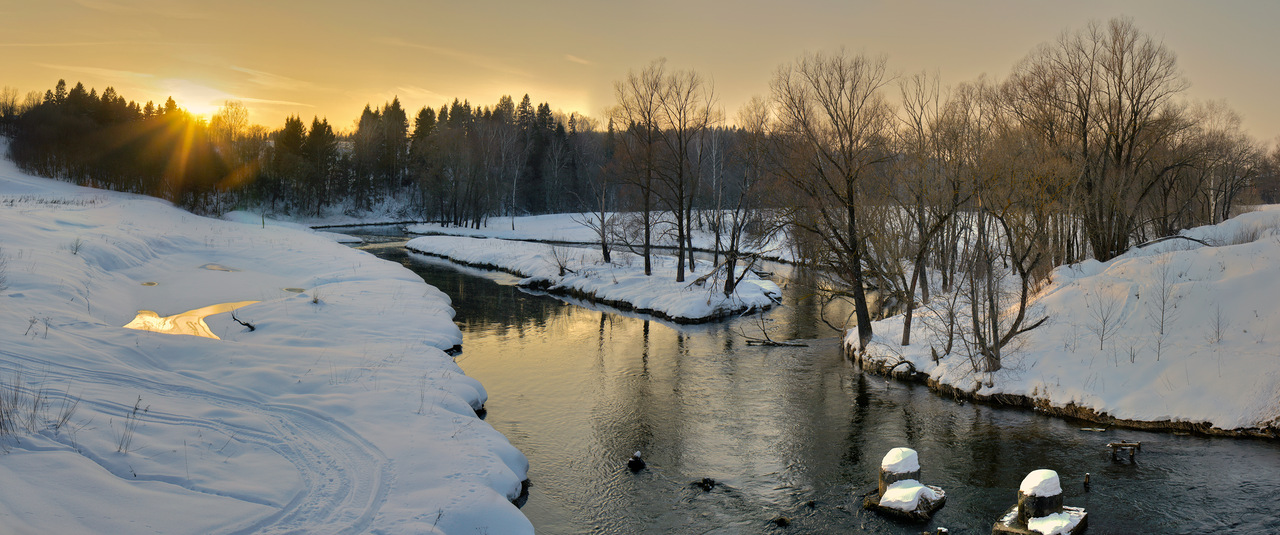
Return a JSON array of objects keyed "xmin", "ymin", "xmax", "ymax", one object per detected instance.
[
  {"xmin": 0, "ymin": 152, "xmax": 531, "ymax": 533},
  {"xmin": 858, "ymin": 207, "xmax": 1280, "ymax": 435}
]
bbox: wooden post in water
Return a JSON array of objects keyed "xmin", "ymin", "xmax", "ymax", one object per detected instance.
[
  {"xmin": 864, "ymin": 446, "xmax": 947, "ymax": 522},
  {"xmin": 994, "ymin": 468, "xmax": 1087, "ymax": 534},
  {"xmin": 1016, "ymin": 469, "xmax": 1064, "ymax": 526}
]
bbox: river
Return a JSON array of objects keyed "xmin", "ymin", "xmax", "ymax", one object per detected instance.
[{"xmin": 345, "ymin": 228, "xmax": 1280, "ymax": 534}]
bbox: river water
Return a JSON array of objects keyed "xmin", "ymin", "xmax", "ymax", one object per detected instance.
[{"xmin": 348, "ymin": 229, "xmax": 1280, "ymax": 534}]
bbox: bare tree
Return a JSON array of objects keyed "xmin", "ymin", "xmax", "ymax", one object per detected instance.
[
  {"xmin": 771, "ymin": 50, "xmax": 895, "ymax": 350},
  {"xmin": 1144, "ymin": 255, "xmax": 1179, "ymax": 360},
  {"xmin": 1007, "ymin": 17, "xmax": 1191, "ymax": 261},
  {"xmin": 952, "ymin": 79, "xmax": 1052, "ymax": 372},
  {"xmin": 0, "ymin": 86, "xmax": 19, "ymax": 135},
  {"xmin": 714, "ymin": 96, "xmax": 776, "ymax": 297},
  {"xmin": 209, "ymin": 100, "xmax": 249, "ymax": 145},
  {"xmin": 569, "ymin": 115, "xmax": 615, "ymax": 263},
  {"xmin": 610, "ymin": 60, "xmax": 666, "ymax": 276},
  {"xmin": 654, "ymin": 66, "xmax": 717, "ymax": 282},
  {"xmin": 891, "ymin": 71, "xmax": 971, "ymax": 345},
  {"xmin": 1085, "ymin": 288, "xmax": 1124, "ymax": 351}
]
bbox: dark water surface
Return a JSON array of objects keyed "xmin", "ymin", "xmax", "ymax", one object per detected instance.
[{"xmin": 347, "ymin": 229, "xmax": 1280, "ymax": 534}]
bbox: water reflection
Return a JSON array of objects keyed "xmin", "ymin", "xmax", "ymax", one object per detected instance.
[
  {"xmin": 124, "ymin": 300, "xmax": 258, "ymax": 339},
  {"xmin": 351, "ymin": 233, "xmax": 1280, "ymax": 535}
]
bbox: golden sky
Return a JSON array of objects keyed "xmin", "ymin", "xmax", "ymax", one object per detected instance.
[{"xmin": 3, "ymin": 0, "xmax": 1277, "ymax": 142}]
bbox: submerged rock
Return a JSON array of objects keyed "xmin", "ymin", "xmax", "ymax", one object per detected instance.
[{"xmin": 627, "ymin": 451, "xmax": 646, "ymax": 472}]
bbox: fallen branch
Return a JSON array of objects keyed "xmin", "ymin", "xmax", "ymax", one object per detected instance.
[
  {"xmin": 736, "ymin": 309, "xmax": 807, "ymax": 347},
  {"xmin": 1133, "ymin": 235, "xmax": 1211, "ymax": 249},
  {"xmin": 231, "ymin": 310, "xmax": 256, "ymax": 332},
  {"xmin": 745, "ymin": 338, "xmax": 808, "ymax": 347}
]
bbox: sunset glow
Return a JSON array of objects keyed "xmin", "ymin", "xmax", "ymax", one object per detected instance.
[
  {"xmin": 158, "ymin": 79, "xmax": 229, "ymax": 119},
  {"xmin": 124, "ymin": 300, "xmax": 259, "ymax": 339},
  {"xmin": 2, "ymin": 0, "xmax": 1277, "ymax": 140}
]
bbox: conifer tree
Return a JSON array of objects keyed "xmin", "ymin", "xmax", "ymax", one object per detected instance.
[{"xmin": 303, "ymin": 116, "xmax": 337, "ymax": 215}]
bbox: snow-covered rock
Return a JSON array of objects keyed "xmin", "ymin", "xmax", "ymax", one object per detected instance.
[
  {"xmin": 1020, "ymin": 469, "xmax": 1062, "ymax": 497},
  {"xmin": 1026, "ymin": 508, "xmax": 1087, "ymax": 535},
  {"xmin": 881, "ymin": 447, "xmax": 920, "ymax": 473},
  {"xmin": 879, "ymin": 479, "xmax": 940, "ymax": 511}
]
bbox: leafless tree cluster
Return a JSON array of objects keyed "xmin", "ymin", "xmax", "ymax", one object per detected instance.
[
  {"xmin": 598, "ymin": 18, "xmax": 1269, "ymax": 372},
  {"xmin": 1005, "ymin": 17, "xmax": 1267, "ymax": 261},
  {"xmin": 608, "ymin": 59, "xmax": 720, "ymax": 282}
]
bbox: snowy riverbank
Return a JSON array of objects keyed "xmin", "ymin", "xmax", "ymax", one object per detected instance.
[
  {"xmin": 405, "ymin": 235, "xmax": 781, "ymax": 323},
  {"xmin": 406, "ymin": 212, "xmax": 793, "ymax": 260},
  {"xmin": 854, "ymin": 208, "xmax": 1280, "ymax": 437},
  {"xmin": 0, "ymin": 158, "xmax": 532, "ymax": 533}
]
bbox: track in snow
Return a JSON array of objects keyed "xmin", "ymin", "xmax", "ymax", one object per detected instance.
[{"xmin": 0, "ymin": 346, "xmax": 392, "ymax": 534}]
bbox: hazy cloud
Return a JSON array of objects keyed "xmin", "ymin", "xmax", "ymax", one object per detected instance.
[
  {"xmin": 565, "ymin": 54, "xmax": 593, "ymax": 66},
  {"xmin": 1, "ymin": 41, "xmax": 143, "ymax": 48},
  {"xmin": 74, "ymin": 0, "xmax": 212, "ymax": 20},
  {"xmin": 393, "ymin": 86, "xmax": 450, "ymax": 104},
  {"xmin": 35, "ymin": 63, "xmax": 154, "ymax": 81},
  {"xmin": 230, "ymin": 66, "xmax": 318, "ymax": 92},
  {"xmin": 377, "ymin": 38, "xmax": 531, "ymax": 79},
  {"xmin": 238, "ymin": 96, "xmax": 314, "ymax": 107}
]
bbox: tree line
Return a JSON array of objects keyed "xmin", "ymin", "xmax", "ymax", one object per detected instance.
[
  {"xmin": 0, "ymin": 84, "xmax": 610, "ymax": 222},
  {"xmin": 3, "ymin": 80, "xmax": 237, "ymax": 208},
  {"xmin": 3, "ymin": 17, "xmax": 1278, "ymax": 372}
]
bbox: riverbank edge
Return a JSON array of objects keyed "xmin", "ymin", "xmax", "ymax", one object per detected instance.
[
  {"xmin": 844, "ymin": 344, "xmax": 1280, "ymax": 440},
  {"xmin": 403, "ymin": 245, "xmax": 772, "ymax": 325},
  {"xmin": 404, "ymin": 229, "xmax": 795, "ymax": 265}
]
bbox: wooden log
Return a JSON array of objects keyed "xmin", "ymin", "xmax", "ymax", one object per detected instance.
[{"xmin": 1107, "ymin": 441, "xmax": 1141, "ymax": 461}]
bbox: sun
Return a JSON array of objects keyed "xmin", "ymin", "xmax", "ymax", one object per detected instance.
[{"xmin": 159, "ymin": 78, "xmax": 232, "ymax": 119}]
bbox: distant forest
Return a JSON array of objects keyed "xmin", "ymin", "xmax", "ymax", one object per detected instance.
[
  {"xmin": 3, "ymin": 18, "xmax": 1280, "ymax": 368},
  {"xmin": 0, "ymin": 81, "xmax": 624, "ymax": 225}
]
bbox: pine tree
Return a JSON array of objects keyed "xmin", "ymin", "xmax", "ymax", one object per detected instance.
[
  {"xmin": 493, "ymin": 95, "xmax": 515, "ymax": 125},
  {"xmin": 412, "ymin": 106, "xmax": 437, "ymax": 141},
  {"xmin": 380, "ymin": 97, "xmax": 409, "ymax": 192},
  {"xmin": 272, "ymin": 115, "xmax": 306, "ymax": 210},
  {"xmin": 516, "ymin": 94, "xmax": 534, "ymax": 131},
  {"xmin": 303, "ymin": 116, "xmax": 337, "ymax": 215}
]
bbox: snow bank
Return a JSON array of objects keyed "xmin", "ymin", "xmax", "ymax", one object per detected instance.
[
  {"xmin": 881, "ymin": 447, "xmax": 920, "ymax": 473},
  {"xmin": 855, "ymin": 206, "xmax": 1280, "ymax": 433},
  {"xmin": 1019, "ymin": 469, "xmax": 1062, "ymax": 497},
  {"xmin": 405, "ymin": 235, "xmax": 780, "ymax": 323},
  {"xmin": 878, "ymin": 479, "xmax": 940, "ymax": 511},
  {"xmin": 406, "ymin": 211, "xmax": 792, "ymax": 260},
  {"xmin": 221, "ymin": 210, "xmax": 361, "ymax": 243},
  {"xmin": 0, "ymin": 153, "xmax": 531, "ymax": 534}
]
